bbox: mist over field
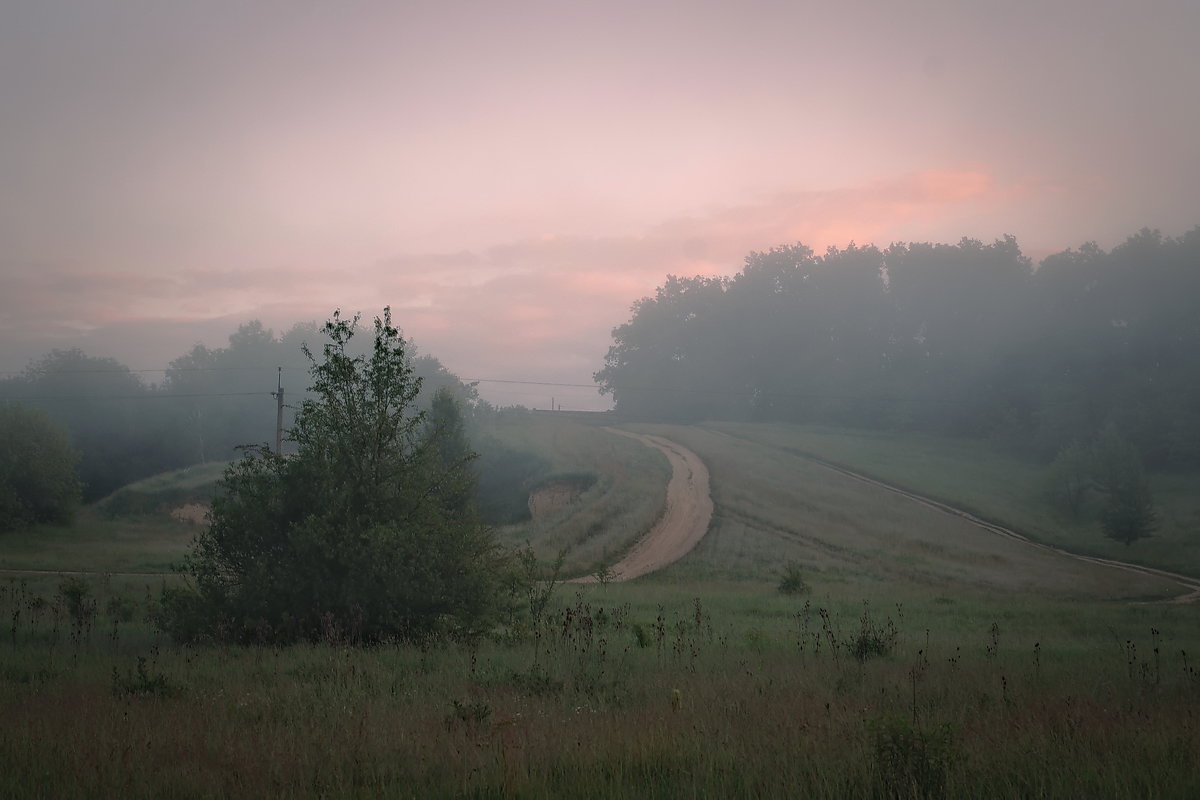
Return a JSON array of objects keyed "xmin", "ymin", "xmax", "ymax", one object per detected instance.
[
  {"xmin": 3, "ymin": 1, "xmax": 1200, "ymax": 796},
  {"xmin": 2, "ymin": 0, "xmax": 1198, "ymax": 411}
]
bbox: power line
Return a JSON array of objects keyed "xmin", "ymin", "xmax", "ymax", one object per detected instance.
[
  {"xmin": 2, "ymin": 391, "xmax": 273, "ymax": 401},
  {"xmin": 459, "ymin": 377, "xmax": 599, "ymax": 389},
  {"xmin": 0, "ymin": 365, "xmax": 310, "ymax": 377},
  {"xmin": 0, "ymin": 366, "xmax": 600, "ymax": 390},
  {"xmin": 0, "ymin": 366, "xmax": 1067, "ymax": 408},
  {"xmin": 0, "ymin": 382, "xmax": 1061, "ymax": 409}
]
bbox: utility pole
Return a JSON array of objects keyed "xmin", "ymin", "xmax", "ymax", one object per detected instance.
[{"xmin": 271, "ymin": 367, "xmax": 284, "ymax": 455}]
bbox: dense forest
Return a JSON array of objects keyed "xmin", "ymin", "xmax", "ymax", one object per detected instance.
[
  {"xmin": 596, "ymin": 227, "xmax": 1200, "ymax": 469},
  {"xmin": 0, "ymin": 319, "xmax": 480, "ymax": 501}
]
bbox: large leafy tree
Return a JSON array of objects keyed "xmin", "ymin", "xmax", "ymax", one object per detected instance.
[
  {"xmin": 0, "ymin": 349, "xmax": 176, "ymax": 499},
  {"xmin": 165, "ymin": 309, "xmax": 505, "ymax": 644},
  {"xmin": 0, "ymin": 405, "xmax": 82, "ymax": 531},
  {"xmin": 595, "ymin": 227, "xmax": 1200, "ymax": 470},
  {"xmin": 1092, "ymin": 424, "xmax": 1158, "ymax": 546}
]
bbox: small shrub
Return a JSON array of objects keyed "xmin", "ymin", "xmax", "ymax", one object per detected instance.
[
  {"xmin": 593, "ymin": 565, "xmax": 615, "ymax": 586},
  {"xmin": 777, "ymin": 561, "xmax": 809, "ymax": 595},
  {"xmin": 848, "ymin": 605, "xmax": 898, "ymax": 662},
  {"xmin": 105, "ymin": 595, "xmax": 137, "ymax": 623},
  {"xmin": 58, "ymin": 577, "xmax": 96, "ymax": 628},
  {"xmin": 111, "ymin": 657, "xmax": 178, "ymax": 698},
  {"xmin": 870, "ymin": 714, "xmax": 954, "ymax": 799}
]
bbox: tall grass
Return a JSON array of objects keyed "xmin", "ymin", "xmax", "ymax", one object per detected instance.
[
  {"xmin": 2, "ymin": 578, "xmax": 1198, "ymax": 798},
  {"xmin": 0, "ymin": 508, "xmax": 196, "ymax": 575}
]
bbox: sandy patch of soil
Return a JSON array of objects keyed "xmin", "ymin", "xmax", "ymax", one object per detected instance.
[
  {"xmin": 528, "ymin": 481, "xmax": 588, "ymax": 519},
  {"xmin": 170, "ymin": 503, "xmax": 209, "ymax": 524}
]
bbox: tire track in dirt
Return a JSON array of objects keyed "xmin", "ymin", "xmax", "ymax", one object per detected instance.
[
  {"xmin": 575, "ymin": 430, "xmax": 714, "ymax": 582},
  {"xmin": 709, "ymin": 428, "xmax": 1200, "ymax": 603}
]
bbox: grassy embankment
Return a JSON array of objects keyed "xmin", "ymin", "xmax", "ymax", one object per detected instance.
[
  {"xmin": 478, "ymin": 414, "xmax": 671, "ymax": 577},
  {"xmin": 0, "ymin": 461, "xmax": 227, "ymax": 576},
  {"xmin": 2, "ymin": 418, "xmax": 1199, "ymax": 797},
  {"xmin": 695, "ymin": 421, "xmax": 1200, "ymax": 578}
]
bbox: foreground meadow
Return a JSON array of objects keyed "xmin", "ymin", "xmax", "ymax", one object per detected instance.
[
  {"xmin": 2, "ymin": 578, "xmax": 1199, "ymax": 798},
  {"xmin": 2, "ymin": 418, "xmax": 1199, "ymax": 797}
]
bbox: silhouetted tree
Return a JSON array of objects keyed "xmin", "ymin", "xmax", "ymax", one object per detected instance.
[
  {"xmin": 595, "ymin": 226, "xmax": 1200, "ymax": 473},
  {"xmin": 1045, "ymin": 440, "xmax": 1093, "ymax": 518}
]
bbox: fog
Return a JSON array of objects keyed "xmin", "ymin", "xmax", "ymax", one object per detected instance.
[
  {"xmin": 2, "ymin": 0, "xmax": 1198, "ymax": 411},
  {"xmin": 597, "ymin": 228, "xmax": 1200, "ymax": 465}
]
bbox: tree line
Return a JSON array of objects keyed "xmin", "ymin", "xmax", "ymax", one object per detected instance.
[
  {"xmin": 596, "ymin": 227, "xmax": 1200, "ymax": 470},
  {"xmin": 0, "ymin": 319, "xmax": 480, "ymax": 504}
]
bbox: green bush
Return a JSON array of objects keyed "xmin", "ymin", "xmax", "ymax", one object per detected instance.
[
  {"xmin": 0, "ymin": 405, "xmax": 81, "ymax": 531},
  {"xmin": 847, "ymin": 605, "xmax": 898, "ymax": 662},
  {"xmin": 777, "ymin": 561, "xmax": 810, "ymax": 595},
  {"xmin": 57, "ymin": 577, "xmax": 95, "ymax": 627},
  {"xmin": 165, "ymin": 309, "xmax": 512, "ymax": 644}
]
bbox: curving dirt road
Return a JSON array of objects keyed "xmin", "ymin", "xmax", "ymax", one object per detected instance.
[{"xmin": 577, "ymin": 430, "xmax": 714, "ymax": 582}]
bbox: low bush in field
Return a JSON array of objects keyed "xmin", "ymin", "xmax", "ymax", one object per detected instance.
[
  {"xmin": 848, "ymin": 603, "xmax": 899, "ymax": 662},
  {"xmin": 871, "ymin": 714, "xmax": 955, "ymax": 800},
  {"xmin": 777, "ymin": 561, "xmax": 810, "ymax": 595}
]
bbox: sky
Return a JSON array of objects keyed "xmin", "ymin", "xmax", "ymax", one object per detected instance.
[{"xmin": 2, "ymin": 0, "xmax": 1197, "ymax": 409}]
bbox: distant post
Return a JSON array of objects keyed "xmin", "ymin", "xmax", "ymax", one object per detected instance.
[{"xmin": 272, "ymin": 367, "xmax": 284, "ymax": 455}]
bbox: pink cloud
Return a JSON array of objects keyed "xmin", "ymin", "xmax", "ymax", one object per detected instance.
[{"xmin": 1, "ymin": 167, "xmax": 1039, "ymax": 405}]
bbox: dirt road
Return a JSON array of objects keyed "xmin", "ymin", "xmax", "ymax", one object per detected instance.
[{"xmin": 578, "ymin": 430, "xmax": 714, "ymax": 582}]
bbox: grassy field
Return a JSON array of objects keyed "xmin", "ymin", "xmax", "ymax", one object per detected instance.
[
  {"xmin": 2, "ymin": 418, "xmax": 1199, "ymax": 797},
  {"xmin": 0, "ymin": 511, "xmax": 197, "ymax": 576},
  {"xmin": 700, "ymin": 421, "xmax": 1200, "ymax": 579},
  {"xmin": 2, "ymin": 578, "xmax": 1198, "ymax": 798},
  {"xmin": 0, "ymin": 461, "xmax": 228, "ymax": 575},
  {"xmin": 629, "ymin": 423, "xmax": 1185, "ymax": 600}
]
